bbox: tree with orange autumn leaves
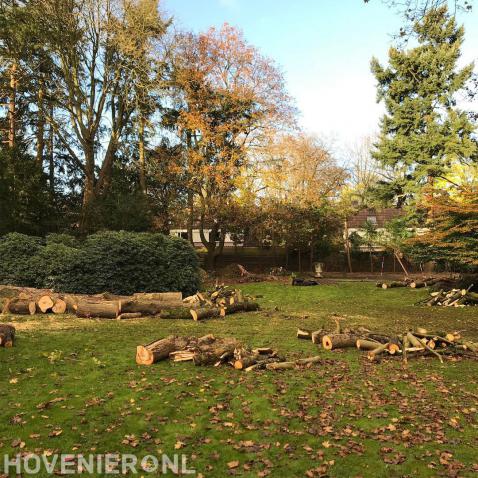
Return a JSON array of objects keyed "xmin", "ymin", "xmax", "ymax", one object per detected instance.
[
  {"xmin": 406, "ymin": 187, "xmax": 478, "ymax": 268},
  {"xmin": 166, "ymin": 24, "xmax": 295, "ymax": 268}
]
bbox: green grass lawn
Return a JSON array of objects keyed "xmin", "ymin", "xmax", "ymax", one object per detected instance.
[{"xmin": 1, "ymin": 282, "xmax": 477, "ymax": 477}]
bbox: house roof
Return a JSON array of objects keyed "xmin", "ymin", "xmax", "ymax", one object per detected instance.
[{"xmin": 347, "ymin": 208, "xmax": 403, "ymax": 228}]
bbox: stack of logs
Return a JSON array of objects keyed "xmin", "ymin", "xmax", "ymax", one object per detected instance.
[
  {"xmin": 0, "ymin": 285, "xmax": 260, "ymax": 320},
  {"xmin": 136, "ymin": 334, "xmax": 322, "ymax": 371},
  {"xmin": 420, "ymin": 287, "xmax": 478, "ymax": 307},
  {"xmin": 182, "ymin": 285, "xmax": 259, "ymax": 320},
  {"xmin": 298, "ymin": 319, "xmax": 478, "ymax": 363}
]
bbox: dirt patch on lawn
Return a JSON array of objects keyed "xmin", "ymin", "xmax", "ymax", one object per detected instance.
[{"xmin": 0, "ymin": 314, "xmax": 99, "ymax": 332}]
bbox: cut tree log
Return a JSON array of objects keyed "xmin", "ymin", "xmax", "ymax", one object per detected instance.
[
  {"xmin": 266, "ymin": 361, "xmax": 295, "ymax": 370},
  {"xmin": 406, "ymin": 332, "xmax": 424, "ymax": 349},
  {"xmin": 234, "ymin": 352, "xmax": 260, "ymax": 370},
  {"xmin": 76, "ymin": 300, "xmax": 120, "ymax": 319},
  {"xmin": 0, "ymin": 324, "xmax": 15, "ymax": 347},
  {"xmin": 311, "ymin": 329, "xmax": 327, "ymax": 344},
  {"xmin": 382, "ymin": 281, "xmax": 407, "ymax": 289},
  {"xmin": 117, "ymin": 312, "xmax": 142, "ymax": 320},
  {"xmin": 244, "ymin": 357, "xmax": 282, "ymax": 372},
  {"xmin": 387, "ymin": 343, "xmax": 401, "ymax": 355},
  {"xmin": 297, "ymin": 328, "xmax": 312, "ymax": 340},
  {"xmin": 223, "ymin": 301, "xmax": 260, "ymax": 315},
  {"xmin": 134, "ymin": 292, "xmax": 182, "ymax": 301},
  {"xmin": 136, "ymin": 335, "xmax": 192, "ymax": 365},
  {"xmin": 356, "ymin": 339, "xmax": 382, "ymax": 351},
  {"xmin": 119, "ymin": 299, "xmax": 162, "ymax": 316},
  {"xmin": 322, "ymin": 333, "xmax": 358, "ymax": 350},
  {"xmin": 296, "ymin": 355, "xmax": 322, "ymax": 365},
  {"xmin": 2, "ymin": 298, "xmax": 36, "ymax": 315},
  {"xmin": 52, "ymin": 299, "xmax": 67, "ymax": 314},
  {"xmin": 160, "ymin": 307, "xmax": 195, "ymax": 320},
  {"xmin": 37, "ymin": 295, "xmax": 55, "ymax": 313},
  {"xmin": 63, "ymin": 295, "xmax": 78, "ymax": 313},
  {"xmin": 193, "ymin": 338, "xmax": 241, "ymax": 366},
  {"xmin": 410, "ymin": 281, "xmax": 425, "ymax": 289},
  {"xmin": 190, "ymin": 307, "xmax": 222, "ymax": 321},
  {"xmin": 463, "ymin": 341, "xmax": 478, "ymax": 353},
  {"xmin": 367, "ymin": 342, "xmax": 390, "ymax": 361}
]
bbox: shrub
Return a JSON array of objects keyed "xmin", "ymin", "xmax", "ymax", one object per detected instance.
[
  {"xmin": 56, "ymin": 231, "xmax": 199, "ymax": 295},
  {"xmin": 30, "ymin": 242, "xmax": 84, "ymax": 291},
  {"xmin": 0, "ymin": 233, "xmax": 45, "ymax": 287},
  {"xmin": 45, "ymin": 233, "xmax": 80, "ymax": 248},
  {"xmin": 0, "ymin": 231, "xmax": 200, "ymax": 296}
]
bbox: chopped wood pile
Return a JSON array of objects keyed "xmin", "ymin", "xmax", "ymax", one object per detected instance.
[
  {"xmin": 418, "ymin": 286, "xmax": 478, "ymax": 307},
  {"xmin": 0, "ymin": 324, "xmax": 15, "ymax": 347},
  {"xmin": 0, "ymin": 285, "xmax": 259, "ymax": 320},
  {"xmin": 297, "ymin": 318, "xmax": 478, "ymax": 363},
  {"xmin": 182, "ymin": 285, "xmax": 259, "ymax": 320},
  {"xmin": 136, "ymin": 334, "xmax": 322, "ymax": 371}
]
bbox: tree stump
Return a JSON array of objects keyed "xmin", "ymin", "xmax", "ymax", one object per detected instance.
[{"xmin": 0, "ymin": 324, "xmax": 15, "ymax": 347}]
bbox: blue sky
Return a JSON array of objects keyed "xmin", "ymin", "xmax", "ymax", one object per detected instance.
[{"xmin": 163, "ymin": 0, "xmax": 478, "ymax": 157}]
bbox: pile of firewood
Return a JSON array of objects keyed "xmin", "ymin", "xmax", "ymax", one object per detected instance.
[
  {"xmin": 182, "ymin": 285, "xmax": 259, "ymax": 320},
  {"xmin": 136, "ymin": 334, "xmax": 322, "ymax": 371},
  {"xmin": 419, "ymin": 287, "xmax": 478, "ymax": 307},
  {"xmin": 0, "ymin": 285, "xmax": 260, "ymax": 321},
  {"xmin": 297, "ymin": 318, "xmax": 478, "ymax": 363}
]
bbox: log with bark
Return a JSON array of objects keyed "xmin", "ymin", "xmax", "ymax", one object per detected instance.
[
  {"xmin": 2, "ymin": 298, "xmax": 36, "ymax": 315},
  {"xmin": 160, "ymin": 307, "xmax": 195, "ymax": 320},
  {"xmin": 322, "ymin": 333, "xmax": 359, "ymax": 350},
  {"xmin": 190, "ymin": 307, "xmax": 223, "ymax": 321},
  {"xmin": 134, "ymin": 292, "xmax": 182, "ymax": 302},
  {"xmin": 224, "ymin": 301, "xmax": 260, "ymax": 315},
  {"xmin": 381, "ymin": 281, "xmax": 408, "ymax": 289},
  {"xmin": 119, "ymin": 299, "xmax": 162, "ymax": 316},
  {"xmin": 193, "ymin": 338, "xmax": 241, "ymax": 366},
  {"xmin": 0, "ymin": 324, "xmax": 15, "ymax": 347},
  {"xmin": 136, "ymin": 335, "xmax": 193, "ymax": 365},
  {"xmin": 76, "ymin": 300, "xmax": 120, "ymax": 319}
]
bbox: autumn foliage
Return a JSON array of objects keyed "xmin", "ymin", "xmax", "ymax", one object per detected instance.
[{"xmin": 408, "ymin": 189, "xmax": 478, "ymax": 268}]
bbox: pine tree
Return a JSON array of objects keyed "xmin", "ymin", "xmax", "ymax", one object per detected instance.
[{"xmin": 371, "ymin": 6, "xmax": 477, "ymax": 205}]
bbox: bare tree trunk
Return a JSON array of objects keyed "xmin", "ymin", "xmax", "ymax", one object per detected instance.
[
  {"xmin": 80, "ymin": 144, "xmax": 96, "ymax": 232},
  {"xmin": 187, "ymin": 190, "xmax": 194, "ymax": 245},
  {"xmin": 48, "ymin": 105, "xmax": 55, "ymax": 194},
  {"xmin": 36, "ymin": 74, "xmax": 45, "ymax": 166},
  {"xmin": 138, "ymin": 115, "xmax": 146, "ymax": 193},
  {"xmin": 310, "ymin": 239, "xmax": 314, "ymax": 272},
  {"xmin": 8, "ymin": 63, "xmax": 17, "ymax": 148},
  {"xmin": 344, "ymin": 219, "xmax": 353, "ymax": 273}
]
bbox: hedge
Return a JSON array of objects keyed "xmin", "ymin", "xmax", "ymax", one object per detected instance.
[{"xmin": 0, "ymin": 231, "xmax": 200, "ymax": 296}]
